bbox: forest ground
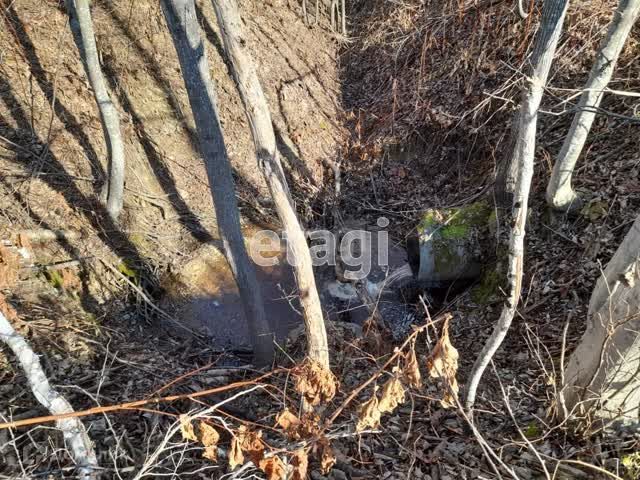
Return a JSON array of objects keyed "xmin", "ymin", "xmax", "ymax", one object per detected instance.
[{"xmin": 1, "ymin": 0, "xmax": 640, "ymax": 478}]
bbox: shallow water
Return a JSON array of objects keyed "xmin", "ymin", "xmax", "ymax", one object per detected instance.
[
  {"xmin": 163, "ymin": 226, "xmax": 415, "ymax": 350},
  {"xmin": 163, "ymin": 233, "xmax": 302, "ymax": 349}
]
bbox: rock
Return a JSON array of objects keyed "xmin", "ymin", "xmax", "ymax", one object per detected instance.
[{"xmin": 414, "ymin": 201, "xmax": 493, "ymax": 287}]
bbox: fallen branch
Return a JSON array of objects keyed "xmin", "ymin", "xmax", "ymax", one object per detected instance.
[
  {"xmin": 0, "ymin": 368, "xmax": 282, "ymax": 430},
  {"xmin": 20, "ymin": 228, "xmax": 82, "ymax": 243},
  {"xmin": 132, "ymin": 385, "xmax": 263, "ymax": 480},
  {"xmin": 0, "ymin": 303, "xmax": 98, "ymax": 478}
]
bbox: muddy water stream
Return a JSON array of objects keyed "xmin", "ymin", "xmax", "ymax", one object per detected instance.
[{"xmin": 163, "ymin": 225, "xmax": 414, "ymax": 350}]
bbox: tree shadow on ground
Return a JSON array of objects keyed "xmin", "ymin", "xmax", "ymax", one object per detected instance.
[
  {"xmin": 195, "ymin": 8, "xmax": 327, "ymax": 203},
  {"xmin": 1, "ymin": 2, "xmax": 106, "ymax": 192},
  {"xmin": 0, "ymin": 77, "xmax": 156, "ymax": 307},
  {"xmin": 95, "ymin": 0, "xmax": 272, "ymax": 231}
]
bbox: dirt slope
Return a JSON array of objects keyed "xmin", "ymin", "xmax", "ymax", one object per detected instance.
[
  {"xmin": 0, "ymin": 0, "xmax": 344, "ymax": 267},
  {"xmin": 0, "ymin": 1, "xmax": 344, "ymax": 472}
]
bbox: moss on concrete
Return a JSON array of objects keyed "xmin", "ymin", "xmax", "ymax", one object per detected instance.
[
  {"xmin": 434, "ymin": 242, "xmax": 459, "ymax": 273},
  {"xmin": 417, "ymin": 201, "xmax": 493, "ymax": 282},
  {"xmin": 471, "ymin": 268, "xmax": 501, "ymax": 304},
  {"xmin": 418, "ymin": 210, "xmax": 443, "ymax": 231},
  {"xmin": 419, "ymin": 201, "xmax": 491, "ymax": 239}
]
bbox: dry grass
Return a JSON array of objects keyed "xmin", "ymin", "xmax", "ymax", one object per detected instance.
[{"xmin": 342, "ymin": 0, "xmax": 638, "ymax": 149}]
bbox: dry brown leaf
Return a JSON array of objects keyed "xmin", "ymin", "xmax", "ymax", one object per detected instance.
[
  {"xmin": 0, "ymin": 247, "xmax": 18, "ymax": 290},
  {"xmin": 356, "ymin": 391, "xmax": 381, "ymax": 432},
  {"xmin": 229, "ymin": 435, "xmax": 244, "ymax": 470},
  {"xmin": 237, "ymin": 425, "xmax": 265, "ymax": 465},
  {"xmin": 199, "ymin": 422, "xmax": 220, "ymax": 446},
  {"xmin": 16, "ymin": 233, "xmax": 32, "ymax": 251},
  {"xmin": 403, "ymin": 347, "xmax": 422, "ymax": 388},
  {"xmin": 291, "ymin": 448, "xmax": 308, "ymax": 480},
  {"xmin": 378, "ymin": 375, "xmax": 405, "ymax": 414},
  {"xmin": 426, "ymin": 315, "xmax": 459, "ymax": 408},
  {"xmin": 275, "ymin": 408, "xmax": 301, "ymax": 438},
  {"xmin": 258, "ymin": 456, "xmax": 287, "ymax": 480},
  {"xmin": 297, "ymin": 412, "xmax": 321, "ymax": 438},
  {"xmin": 440, "ymin": 378, "xmax": 459, "ymax": 408},
  {"xmin": 199, "ymin": 422, "xmax": 220, "ymax": 461},
  {"xmin": 317, "ymin": 437, "xmax": 336, "ymax": 474},
  {"xmin": 60, "ymin": 269, "xmax": 82, "ymax": 291},
  {"xmin": 293, "ymin": 359, "xmax": 337, "ymax": 406},
  {"xmin": 179, "ymin": 415, "xmax": 198, "ymax": 442},
  {"xmin": 276, "ymin": 409, "xmax": 320, "ymax": 440},
  {"xmin": 203, "ymin": 445, "xmax": 217, "ymax": 461}
]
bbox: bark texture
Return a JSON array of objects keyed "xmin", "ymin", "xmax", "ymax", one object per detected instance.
[
  {"xmin": 547, "ymin": 0, "xmax": 640, "ymax": 211},
  {"xmin": 564, "ymin": 215, "xmax": 640, "ymax": 429},
  {"xmin": 67, "ymin": 0, "xmax": 125, "ymax": 220},
  {"xmin": 465, "ymin": 0, "xmax": 569, "ymax": 411},
  {"xmin": 0, "ymin": 305, "xmax": 97, "ymax": 478},
  {"xmin": 161, "ymin": 0, "xmax": 274, "ymax": 365},
  {"xmin": 212, "ymin": 0, "xmax": 330, "ymax": 367}
]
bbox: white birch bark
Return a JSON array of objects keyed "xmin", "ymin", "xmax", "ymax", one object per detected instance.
[
  {"xmin": 161, "ymin": 0, "xmax": 274, "ymax": 365},
  {"xmin": 211, "ymin": 0, "xmax": 330, "ymax": 368},
  {"xmin": 465, "ymin": 0, "xmax": 569, "ymax": 412},
  {"xmin": 0, "ymin": 307, "xmax": 97, "ymax": 478},
  {"xmin": 67, "ymin": 0, "xmax": 126, "ymax": 221},
  {"xmin": 546, "ymin": 0, "xmax": 640, "ymax": 211}
]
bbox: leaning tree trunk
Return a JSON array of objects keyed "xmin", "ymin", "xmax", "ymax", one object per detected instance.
[
  {"xmin": 66, "ymin": 0, "xmax": 125, "ymax": 221},
  {"xmin": 161, "ymin": 0, "xmax": 274, "ymax": 365},
  {"xmin": 0, "ymin": 301, "xmax": 97, "ymax": 478},
  {"xmin": 465, "ymin": 0, "xmax": 569, "ymax": 412},
  {"xmin": 547, "ymin": 0, "xmax": 640, "ymax": 212},
  {"xmin": 563, "ymin": 214, "xmax": 640, "ymax": 430},
  {"xmin": 212, "ymin": 0, "xmax": 330, "ymax": 368}
]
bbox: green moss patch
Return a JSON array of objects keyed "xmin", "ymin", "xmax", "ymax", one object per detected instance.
[
  {"xmin": 471, "ymin": 268, "xmax": 502, "ymax": 304},
  {"xmin": 419, "ymin": 201, "xmax": 492, "ymax": 239},
  {"xmin": 45, "ymin": 269, "xmax": 64, "ymax": 289}
]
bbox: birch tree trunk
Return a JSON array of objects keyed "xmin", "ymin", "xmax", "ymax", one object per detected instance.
[
  {"xmin": 465, "ymin": 0, "xmax": 569, "ymax": 412},
  {"xmin": 161, "ymin": 0, "xmax": 274, "ymax": 365},
  {"xmin": 211, "ymin": 0, "xmax": 330, "ymax": 368},
  {"xmin": 546, "ymin": 0, "xmax": 640, "ymax": 212},
  {"xmin": 0, "ymin": 303, "xmax": 97, "ymax": 478},
  {"xmin": 563, "ymin": 214, "xmax": 640, "ymax": 429},
  {"xmin": 67, "ymin": 0, "xmax": 125, "ymax": 221}
]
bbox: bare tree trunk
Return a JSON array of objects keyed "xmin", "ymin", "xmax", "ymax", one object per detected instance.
[
  {"xmin": 341, "ymin": 0, "xmax": 346, "ymax": 35},
  {"xmin": 518, "ymin": 0, "xmax": 529, "ymax": 19},
  {"xmin": 211, "ymin": 0, "xmax": 330, "ymax": 368},
  {"xmin": 547, "ymin": 0, "xmax": 640, "ymax": 212},
  {"xmin": 563, "ymin": 214, "xmax": 640, "ymax": 429},
  {"xmin": 465, "ymin": 0, "xmax": 569, "ymax": 412},
  {"xmin": 66, "ymin": 0, "xmax": 125, "ymax": 221},
  {"xmin": 330, "ymin": 0, "xmax": 337, "ymax": 32},
  {"xmin": 0, "ymin": 303, "xmax": 97, "ymax": 478},
  {"xmin": 161, "ymin": 0, "xmax": 274, "ymax": 365}
]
